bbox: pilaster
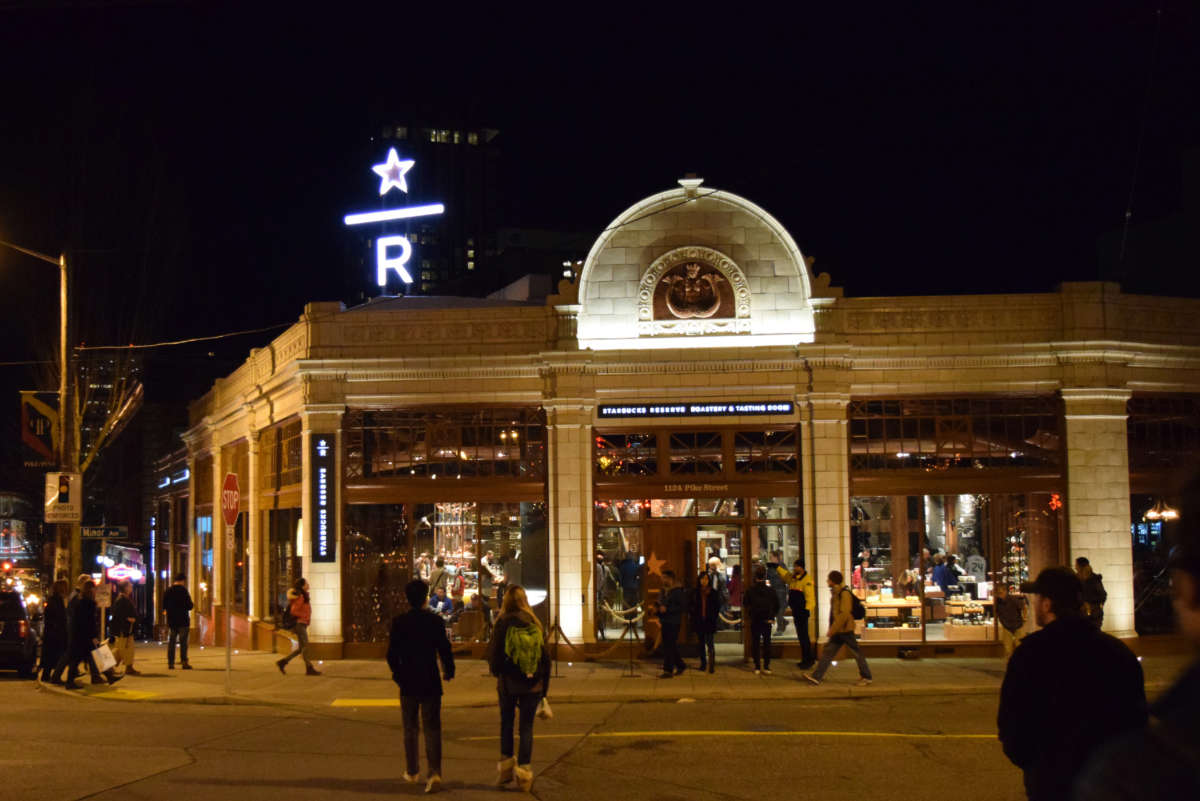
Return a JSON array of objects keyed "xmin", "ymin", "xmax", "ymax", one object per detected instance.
[
  {"xmin": 1062, "ymin": 387, "xmax": 1134, "ymax": 636},
  {"xmin": 545, "ymin": 402, "xmax": 594, "ymax": 644},
  {"xmin": 301, "ymin": 404, "xmax": 344, "ymax": 651},
  {"xmin": 807, "ymin": 391, "xmax": 851, "ymax": 639},
  {"xmin": 246, "ymin": 428, "xmax": 261, "ymax": 620}
]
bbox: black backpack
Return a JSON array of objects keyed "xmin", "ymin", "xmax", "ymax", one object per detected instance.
[{"xmin": 843, "ymin": 588, "xmax": 866, "ymax": 621}]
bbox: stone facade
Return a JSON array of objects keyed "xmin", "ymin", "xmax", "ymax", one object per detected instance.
[{"xmin": 178, "ymin": 179, "xmax": 1200, "ymax": 656}]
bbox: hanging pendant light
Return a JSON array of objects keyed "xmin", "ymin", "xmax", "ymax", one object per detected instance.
[{"xmin": 1143, "ymin": 498, "xmax": 1179, "ymax": 522}]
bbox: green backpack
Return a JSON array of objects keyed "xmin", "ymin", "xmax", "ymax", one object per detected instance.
[{"xmin": 504, "ymin": 622, "xmax": 543, "ymax": 677}]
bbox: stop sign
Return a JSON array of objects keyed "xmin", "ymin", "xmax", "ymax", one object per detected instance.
[{"xmin": 221, "ymin": 472, "xmax": 240, "ymax": 527}]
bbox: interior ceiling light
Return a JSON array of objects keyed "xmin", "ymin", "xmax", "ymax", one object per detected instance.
[{"xmin": 1143, "ymin": 498, "xmax": 1179, "ymax": 522}]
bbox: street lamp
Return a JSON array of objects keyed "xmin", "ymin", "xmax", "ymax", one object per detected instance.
[{"xmin": 0, "ymin": 238, "xmax": 76, "ymax": 576}]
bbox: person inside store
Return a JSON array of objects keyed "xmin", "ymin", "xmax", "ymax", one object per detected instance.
[
  {"xmin": 996, "ymin": 566, "xmax": 1145, "ymax": 801},
  {"xmin": 618, "ymin": 553, "xmax": 640, "ymax": 610},
  {"xmin": 852, "ymin": 558, "xmax": 869, "ymax": 593},
  {"xmin": 933, "ymin": 554, "xmax": 959, "ymax": 596},
  {"xmin": 430, "ymin": 586, "xmax": 455, "ymax": 618}
]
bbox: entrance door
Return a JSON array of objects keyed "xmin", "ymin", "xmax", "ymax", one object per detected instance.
[{"xmin": 642, "ymin": 521, "xmax": 696, "ymax": 644}]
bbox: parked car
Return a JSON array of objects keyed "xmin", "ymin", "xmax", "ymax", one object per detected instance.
[{"xmin": 0, "ymin": 590, "xmax": 37, "ymax": 677}]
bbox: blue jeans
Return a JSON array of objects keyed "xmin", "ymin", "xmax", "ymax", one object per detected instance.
[
  {"xmin": 812, "ymin": 632, "xmax": 872, "ymax": 680},
  {"xmin": 168, "ymin": 625, "xmax": 189, "ymax": 667},
  {"xmin": 499, "ymin": 691, "xmax": 539, "ymax": 764}
]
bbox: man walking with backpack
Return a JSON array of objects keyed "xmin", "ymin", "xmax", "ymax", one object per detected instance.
[
  {"xmin": 803, "ymin": 569, "xmax": 872, "ymax": 686},
  {"xmin": 387, "ymin": 579, "xmax": 455, "ymax": 794}
]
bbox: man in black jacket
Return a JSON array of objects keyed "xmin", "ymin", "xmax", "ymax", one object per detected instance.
[
  {"xmin": 387, "ymin": 579, "xmax": 455, "ymax": 793},
  {"xmin": 656, "ymin": 571, "xmax": 686, "ymax": 678},
  {"xmin": 997, "ymin": 567, "xmax": 1146, "ymax": 801},
  {"xmin": 161, "ymin": 573, "xmax": 194, "ymax": 670},
  {"xmin": 1073, "ymin": 483, "xmax": 1200, "ymax": 801},
  {"xmin": 743, "ymin": 565, "xmax": 780, "ymax": 674}
]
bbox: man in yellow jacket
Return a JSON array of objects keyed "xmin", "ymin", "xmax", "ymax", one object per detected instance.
[
  {"xmin": 775, "ymin": 559, "xmax": 816, "ymax": 668},
  {"xmin": 803, "ymin": 570, "xmax": 872, "ymax": 687}
]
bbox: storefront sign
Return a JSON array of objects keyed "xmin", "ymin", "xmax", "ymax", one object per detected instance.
[
  {"xmin": 598, "ymin": 401, "xmax": 794, "ymax": 418},
  {"xmin": 106, "ymin": 564, "xmax": 144, "ymax": 584},
  {"xmin": 343, "ymin": 148, "xmax": 445, "ymax": 288},
  {"xmin": 310, "ymin": 436, "xmax": 336, "ymax": 563}
]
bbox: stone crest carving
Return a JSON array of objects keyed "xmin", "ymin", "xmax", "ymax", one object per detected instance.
[{"xmin": 638, "ymin": 246, "xmax": 750, "ymax": 336}]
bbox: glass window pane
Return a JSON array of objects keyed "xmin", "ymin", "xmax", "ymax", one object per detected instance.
[
  {"xmin": 595, "ymin": 432, "xmax": 657, "ymax": 476},
  {"xmin": 344, "ymin": 504, "xmax": 410, "ymax": 644},
  {"xmin": 595, "ymin": 499, "xmax": 645, "ymax": 522},
  {"xmin": 668, "ymin": 431, "xmax": 722, "ymax": 475}
]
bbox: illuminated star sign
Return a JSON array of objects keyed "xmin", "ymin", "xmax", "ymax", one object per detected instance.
[
  {"xmin": 344, "ymin": 150, "xmax": 445, "ymax": 288},
  {"xmin": 371, "ymin": 147, "xmax": 415, "ymax": 195},
  {"xmin": 645, "ymin": 551, "xmax": 666, "ymax": 578}
]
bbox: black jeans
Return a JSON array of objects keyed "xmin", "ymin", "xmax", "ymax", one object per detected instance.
[
  {"xmin": 660, "ymin": 623, "xmax": 685, "ymax": 673},
  {"xmin": 790, "ymin": 608, "xmax": 814, "ymax": 664},
  {"xmin": 499, "ymin": 691, "xmax": 539, "ymax": 765},
  {"xmin": 750, "ymin": 620, "xmax": 773, "ymax": 669},
  {"xmin": 65, "ymin": 650, "xmax": 103, "ymax": 684},
  {"xmin": 696, "ymin": 629, "xmax": 715, "ymax": 668},
  {"xmin": 401, "ymin": 694, "xmax": 443, "ymax": 776},
  {"xmin": 168, "ymin": 625, "xmax": 189, "ymax": 667}
]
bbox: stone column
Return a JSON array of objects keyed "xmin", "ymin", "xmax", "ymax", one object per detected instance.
[
  {"xmin": 545, "ymin": 402, "xmax": 594, "ymax": 644},
  {"xmin": 301, "ymin": 404, "xmax": 344, "ymax": 656},
  {"xmin": 246, "ymin": 429, "xmax": 261, "ymax": 620},
  {"xmin": 1062, "ymin": 388, "xmax": 1134, "ymax": 636},
  {"xmin": 184, "ymin": 452, "xmax": 198, "ymax": 610},
  {"xmin": 807, "ymin": 392, "xmax": 852, "ymax": 640}
]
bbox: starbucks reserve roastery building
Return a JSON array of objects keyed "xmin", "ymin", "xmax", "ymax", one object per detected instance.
[{"xmin": 171, "ymin": 179, "xmax": 1200, "ymax": 659}]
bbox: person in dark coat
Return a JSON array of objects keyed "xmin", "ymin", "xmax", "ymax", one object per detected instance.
[
  {"xmin": 161, "ymin": 573, "xmax": 194, "ymax": 669},
  {"xmin": 50, "ymin": 573, "xmax": 93, "ymax": 683},
  {"xmin": 488, "ymin": 584, "xmax": 551, "ymax": 792},
  {"xmin": 690, "ymin": 570, "xmax": 721, "ymax": 673},
  {"xmin": 655, "ymin": 570, "xmax": 686, "ymax": 678},
  {"xmin": 38, "ymin": 579, "xmax": 69, "ymax": 684},
  {"xmin": 997, "ymin": 567, "xmax": 1145, "ymax": 801},
  {"xmin": 1073, "ymin": 481, "xmax": 1200, "ymax": 801},
  {"xmin": 386, "ymin": 579, "xmax": 455, "ymax": 793},
  {"xmin": 64, "ymin": 581, "xmax": 119, "ymax": 689},
  {"xmin": 743, "ymin": 565, "xmax": 780, "ymax": 674},
  {"xmin": 1075, "ymin": 556, "xmax": 1108, "ymax": 629}
]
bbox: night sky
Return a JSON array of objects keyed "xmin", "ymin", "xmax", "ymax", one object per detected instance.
[{"xmin": 1, "ymin": 2, "xmax": 1198, "ymax": 401}]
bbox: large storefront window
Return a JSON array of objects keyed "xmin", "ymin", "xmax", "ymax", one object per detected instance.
[
  {"xmin": 345, "ymin": 408, "xmax": 547, "ymax": 480},
  {"xmin": 343, "ymin": 407, "xmax": 549, "ymax": 649},
  {"xmin": 196, "ymin": 515, "xmax": 213, "ymax": 614},
  {"xmin": 850, "ymin": 492, "xmax": 1063, "ymax": 643},
  {"xmin": 1127, "ymin": 395, "xmax": 1200, "ymax": 635},
  {"xmin": 267, "ymin": 509, "xmax": 301, "ymax": 622},
  {"xmin": 344, "ymin": 501, "xmax": 549, "ymax": 644},
  {"xmin": 849, "ymin": 397, "xmax": 1060, "ymax": 472}
]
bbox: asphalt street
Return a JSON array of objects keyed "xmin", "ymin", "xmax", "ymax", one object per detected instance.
[{"xmin": 0, "ymin": 673, "xmax": 1024, "ymax": 801}]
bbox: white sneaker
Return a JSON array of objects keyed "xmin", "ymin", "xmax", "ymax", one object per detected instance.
[
  {"xmin": 802, "ymin": 673, "xmax": 821, "ymax": 686},
  {"xmin": 425, "ymin": 774, "xmax": 441, "ymax": 793},
  {"xmin": 762, "ymin": 669, "xmax": 773, "ymax": 675},
  {"xmin": 403, "ymin": 773, "xmax": 420, "ymax": 784},
  {"xmin": 753, "ymin": 669, "xmax": 760, "ymax": 675},
  {"xmin": 856, "ymin": 678, "xmax": 872, "ymax": 687}
]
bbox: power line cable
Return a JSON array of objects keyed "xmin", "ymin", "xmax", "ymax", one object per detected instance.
[{"xmin": 1117, "ymin": 8, "xmax": 1164, "ymax": 268}]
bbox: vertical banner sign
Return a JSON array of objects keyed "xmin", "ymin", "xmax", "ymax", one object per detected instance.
[{"xmin": 310, "ymin": 435, "xmax": 336, "ymax": 563}]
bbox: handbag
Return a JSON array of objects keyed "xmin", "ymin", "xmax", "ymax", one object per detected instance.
[
  {"xmin": 536, "ymin": 697, "xmax": 553, "ymax": 720},
  {"xmin": 92, "ymin": 642, "xmax": 117, "ymax": 673}
]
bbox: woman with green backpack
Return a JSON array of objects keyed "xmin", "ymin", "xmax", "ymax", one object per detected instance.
[{"xmin": 488, "ymin": 584, "xmax": 551, "ymax": 792}]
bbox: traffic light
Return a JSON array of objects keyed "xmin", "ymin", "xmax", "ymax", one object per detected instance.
[{"xmin": 58, "ymin": 475, "xmax": 70, "ymax": 503}]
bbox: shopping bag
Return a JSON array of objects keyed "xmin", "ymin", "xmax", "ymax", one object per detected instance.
[
  {"xmin": 92, "ymin": 643, "xmax": 117, "ymax": 673},
  {"xmin": 536, "ymin": 697, "xmax": 553, "ymax": 721}
]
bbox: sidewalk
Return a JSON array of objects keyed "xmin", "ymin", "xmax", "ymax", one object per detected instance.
[{"xmin": 37, "ymin": 642, "xmax": 1195, "ymax": 708}]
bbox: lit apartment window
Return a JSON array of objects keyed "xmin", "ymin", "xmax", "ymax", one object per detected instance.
[
  {"xmin": 408, "ymin": 233, "xmax": 418, "ymax": 243},
  {"xmin": 427, "ymin": 129, "xmax": 437, "ymax": 142},
  {"xmin": 453, "ymin": 131, "xmax": 461, "ymax": 144},
  {"xmin": 467, "ymin": 261, "xmax": 475, "ymax": 270},
  {"xmin": 468, "ymin": 132, "xmax": 479, "ymax": 146},
  {"xmin": 421, "ymin": 270, "xmax": 432, "ymax": 280},
  {"xmin": 467, "ymin": 249, "xmax": 475, "ymax": 258},
  {"xmin": 395, "ymin": 126, "xmax": 407, "ymax": 139},
  {"xmin": 421, "ymin": 282, "xmax": 431, "ymax": 291},
  {"xmin": 422, "ymin": 258, "xmax": 431, "ymax": 269},
  {"xmin": 467, "ymin": 237, "xmax": 475, "ymax": 246}
]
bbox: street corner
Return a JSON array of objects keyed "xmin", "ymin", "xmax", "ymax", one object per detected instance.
[{"xmin": 36, "ymin": 678, "xmax": 159, "ymax": 702}]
